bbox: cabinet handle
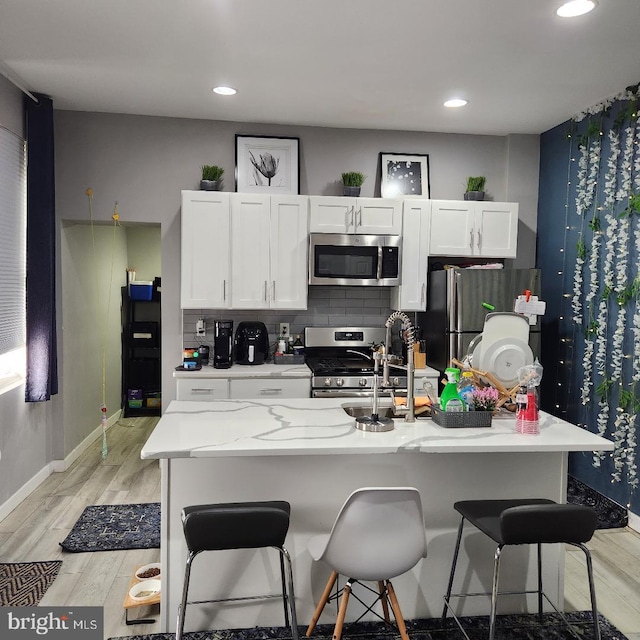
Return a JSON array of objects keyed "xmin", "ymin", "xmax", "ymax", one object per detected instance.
[
  {"xmin": 349, "ymin": 206, "xmax": 355, "ymax": 229},
  {"xmin": 260, "ymin": 388, "xmax": 283, "ymax": 395},
  {"xmin": 264, "ymin": 281, "xmax": 268, "ymax": 301},
  {"xmin": 223, "ymin": 280, "xmax": 227, "ymax": 301},
  {"xmin": 356, "ymin": 207, "xmax": 362, "ymax": 227},
  {"xmin": 421, "ymin": 283, "xmax": 425, "ymax": 305},
  {"xmin": 272, "ymin": 280, "xmax": 276, "ymax": 301},
  {"xmin": 469, "ymin": 229, "xmax": 474, "ymax": 250},
  {"xmin": 191, "ymin": 388, "xmax": 214, "ymax": 394},
  {"xmin": 477, "ymin": 230, "xmax": 482, "ymax": 251}
]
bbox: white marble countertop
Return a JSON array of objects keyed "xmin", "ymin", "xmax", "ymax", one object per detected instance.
[
  {"xmin": 141, "ymin": 398, "xmax": 614, "ymax": 459},
  {"xmin": 173, "ymin": 363, "xmax": 440, "ymax": 379}
]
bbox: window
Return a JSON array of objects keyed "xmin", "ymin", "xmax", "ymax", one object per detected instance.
[{"xmin": 0, "ymin": 125, "xmax": 26, "ymax": 392}]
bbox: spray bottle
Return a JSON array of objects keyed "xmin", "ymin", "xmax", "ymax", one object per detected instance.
[{"xmin": 439, "ymin": 367, "xmax": 464, "ymax": 412}]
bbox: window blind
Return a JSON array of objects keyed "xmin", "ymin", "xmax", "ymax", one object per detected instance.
[{"xmin": 0, "ymin": 125, "xmax": 26, "ymax": 356}]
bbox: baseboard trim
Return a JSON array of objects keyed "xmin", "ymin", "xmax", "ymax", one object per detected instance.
[
  {"xmin": 628, "ymin": 510, "xmax": 640, "ymax": 533},
  {"xmin": 0, "ymin": 410, "xmax": 122, "ymax": 522},
  {"xmin": 0, "ymin": 463, "xmax": 56, "ymax": 523},
  {"xmin": 50, "ymin": 410, "xmax": 121, "ymax": 473}
]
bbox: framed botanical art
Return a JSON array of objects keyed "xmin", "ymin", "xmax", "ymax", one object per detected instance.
[
  {"xmin": 235, "ymin": 135, "xmax": 300, "ymax": 194},
  {"xmin": 379, "ymin": 152, "xmax": 430, "ymax": 198}
]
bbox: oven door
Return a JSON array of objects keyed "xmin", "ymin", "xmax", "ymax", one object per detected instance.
[
  {"xmin": 308, "ymin": 233, "xmax": 400, "ymax": 286},
  {"xmin": 312, "ymin": 388, "xmax": 393, "ymax": 399}
]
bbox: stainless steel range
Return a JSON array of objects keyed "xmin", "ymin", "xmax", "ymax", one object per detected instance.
[{"xmin": 304, "ymin": 327, "xmax": 407, "ymax": 398}]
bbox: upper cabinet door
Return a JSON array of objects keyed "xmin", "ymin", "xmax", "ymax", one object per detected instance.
[
  {"xmin": 309, "ymin": 196, "xmax": 355, "ymax": 233},
  {"xmin": 269, "ymin": 195, "xmax": 309, "ymax": 309},
  {"xmin": 474, "ymin": 202, "xmax": 518, "ymax": 258},
  {"xmin": 309, "ymin": 196, "xmax": 402, "ymax": 234},
  {"xmin": 390, "ymin": 199, "xmax": 430, "ymax": 311},
  {"xmin": 230, "ymin": 194, "xmax": 271, "ymax": 309},
  {"xmin": 180, "ymin": 191, "xmax": 231, "ymax": 309},
  {"xmin": 355, "ymin": 197, "xmax": 402, "ymax": 234},
  {"xmin": 429, "ymin": 200, "xmax": 476, "ymax": 256}
]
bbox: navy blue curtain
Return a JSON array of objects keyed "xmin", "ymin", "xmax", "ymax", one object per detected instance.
[{"xmin": 24, "ymin": 93, "xmax": 58, "ymax": 401}]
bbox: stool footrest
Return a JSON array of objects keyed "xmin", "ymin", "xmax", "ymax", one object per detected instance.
[
  {"xmin": 443, "ymin": 590, "xmax": 583, "ymax": 640},
  {"xmin": 187, "ymin": 593, "xmax": 289, "ymax": 606}
]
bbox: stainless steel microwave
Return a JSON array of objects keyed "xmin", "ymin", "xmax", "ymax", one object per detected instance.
[{"xmin": 308, "ymin": 233, "xmax": 401, "ymax": 286}]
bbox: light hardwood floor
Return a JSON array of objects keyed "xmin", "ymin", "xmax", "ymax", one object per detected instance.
[
  {"xmin": 0, "ymin": 417, "xmax": 162, "ymax": 639},
  {"xmin": 1, "ymin": 416, "xmax": 638, "ymax": 639}
]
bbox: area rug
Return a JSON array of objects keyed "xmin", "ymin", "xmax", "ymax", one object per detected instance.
[
  {"xmin": 0, "ymin": 561, "xmax": 63, "ymax": 606},
  {"xmin": 59, "ymin": 502, "xmax": 160, "ymax": 552},
  {"xmin": 567, "ymin": 475, "xmax": 629, "ymax": 529},
  {"xmin": 108, "ymin": 611, "xmax": 628, "ymax": 640}
]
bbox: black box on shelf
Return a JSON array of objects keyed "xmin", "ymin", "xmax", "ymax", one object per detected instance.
[{"xmin": 129, "ymin": 321, "xmax": 158, "ymax": 347}]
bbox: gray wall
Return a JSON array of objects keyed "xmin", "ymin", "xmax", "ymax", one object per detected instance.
[
  {"xmin": 0, "ymin": 99, "xmax": 540, "ymax": 513},
  {"xmin": 54, "ymin": 110, "xmax": 540, "ymax": 422}
]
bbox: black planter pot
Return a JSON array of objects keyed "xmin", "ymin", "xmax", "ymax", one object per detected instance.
[
  {"xmin": 200, "ymin": 179, "xmax": 222, "ymax": 191},
  {"xmin": 343, "ymin": 186, "xmax": 361, "ymax": 197},
  {"xmin": 464, "ymin": 190, "xmax": 485, "ymax": 201}
]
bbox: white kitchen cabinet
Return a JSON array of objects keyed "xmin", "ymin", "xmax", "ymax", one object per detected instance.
[
  {"xmin": 180, "ymin": 191, "xmax": 231, "ymax": 308},
  {"xmin": 176, "ymin": 378, "xmax": 229, "ymax": 401},
  {"xmin": 181, "ymin": 191, "xmax": 308, "ymax": 310},
  {"xmin": 309, "ymin": 196, "xmax": 402, "ymax": 234},
  {"xmin": 229, "ymin": 377, "xmax": 310, "ymax": 399},
  {"xmin": 429, "ymin": 200, "xmax": 518, "ymax": 258},
  {"xmin": 390, "ymin": 199, "xmax": 430, "ymax": 311},
  {"xmin": 230, "ymin": 194, "xmax": 308, "ymax": 309}
]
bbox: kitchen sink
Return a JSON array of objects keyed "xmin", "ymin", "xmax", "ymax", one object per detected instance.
[{"xmin": 342, "ymin": 405, "xmax": 396, "ymax": 419}]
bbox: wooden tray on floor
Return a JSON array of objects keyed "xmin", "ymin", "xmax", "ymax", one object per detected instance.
[{"xmin": 123, "ymin": 565, "xmax": 161, "ymax": 625}]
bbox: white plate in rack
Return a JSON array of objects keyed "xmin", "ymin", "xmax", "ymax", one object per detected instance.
[{"xmin": 478, "ymin": 337, "xmax": 533, "ymax": 388}]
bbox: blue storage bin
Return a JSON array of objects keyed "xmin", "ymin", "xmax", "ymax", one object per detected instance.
[{"xmin": 129, "ymin": 281, "xmax": 153, "ymax": 300}]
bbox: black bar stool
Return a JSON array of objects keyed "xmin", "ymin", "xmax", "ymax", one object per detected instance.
[
  {"xmin": 442, "ymin": 498, "xmax": 600, "ymax": 640},
  {"xmin": 177, "ymin": 500, "xmax": 299, "ymax": 640}
]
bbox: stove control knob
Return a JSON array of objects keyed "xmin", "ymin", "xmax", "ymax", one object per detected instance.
[
  {"xmin": 324, "ymin": 378, "xmax": 332, "ymax": 387},
  {"xmin": 336, "ymin": 378, "xmax": 344, "ymax": 387},
  {"xmin": 392, "ymin": 377, "xmax": 400, "ymax": 386},
  {"xmin": 359, "ymin": 378, "xmax": 368, "ymax": 387}
]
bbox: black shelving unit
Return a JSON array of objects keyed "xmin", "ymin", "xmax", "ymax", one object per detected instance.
[{"xmin": 121, "ymin": 282, "xmax": 161, "ymax": 417}]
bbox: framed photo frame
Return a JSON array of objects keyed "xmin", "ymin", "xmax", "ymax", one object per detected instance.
[
  {"xmin": 235, "ymin": 135, "xmax": 300, "ymax": 194},
  {"xmin": 379, "ymin": 152, "xmax": 430, "ymax": 198}
]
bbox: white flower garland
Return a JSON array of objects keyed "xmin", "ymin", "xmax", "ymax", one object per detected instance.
[
  {"xmin": 571, "ymin": 245, "xmax": 585, "ymax": 324},
  {"xmin": 572, "ymin": 91, "xmax": 640, "ymax": 489}
]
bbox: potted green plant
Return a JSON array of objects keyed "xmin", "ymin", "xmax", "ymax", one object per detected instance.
[
  {"xmin": 464, "ymin": 176, "xmax": 486, "ymax": 201},
  {"xmin": 200, "ymin": 165, "xmax": 224, "ymax": 191},
  {"xmin": 341, "ymin": 171, "xmax": 366, "ymax": 197}
]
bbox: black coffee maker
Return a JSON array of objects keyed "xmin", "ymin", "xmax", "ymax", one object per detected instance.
[
  {"xmin": 234, "ymin": 321, "xmax": 269, "ymax": 365},
  {"xmin": 213, "ymin": 320, "xmax": 233, "ymax": 369}
]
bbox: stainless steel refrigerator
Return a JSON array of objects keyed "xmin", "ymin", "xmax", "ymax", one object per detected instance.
[{"xmin": 417, "ymin": 267, "xmax": 541, "ymax": 373}]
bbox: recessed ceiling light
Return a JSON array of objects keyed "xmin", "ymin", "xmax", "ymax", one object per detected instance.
[
  {"xmin": 213, "ymin": 86, "xmax": 237, "ymax": 96},
  {"xmin": 444, "ymin": 98, "xmax": 468, "ymax": 108},
  {"xmin": 556, "ymin": 0, "xmax": 596, "ymax": 18}
]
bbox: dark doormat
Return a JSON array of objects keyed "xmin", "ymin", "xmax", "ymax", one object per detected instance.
[
  {"xmin": 567, "ymin": 475, "xmax": 629, "ymax": 529},
  {"xmin": 0, "ymin": 560, "xmax": 63, "ymax": 606},
  {"xmin": 59, "ymin": 503, "xmax": 160, "ymax": 552},
  {"xmin": 108, "ymin": 611, "xmax": 627, "ymax": 640}
]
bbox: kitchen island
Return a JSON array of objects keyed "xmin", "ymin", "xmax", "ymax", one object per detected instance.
[{"xmin": 141, "ymin": 398, "xmax": 613, "ymax": 633}]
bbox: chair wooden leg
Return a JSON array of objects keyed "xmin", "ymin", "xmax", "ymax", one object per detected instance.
[
  {"xmin": 306, "ymin": 571, "xmax": 338, "ymax": 637},
  {"xmin": 386, "ymin": 580, "xmax": 409, "ymax": 640},
  {"xmin": 378, "ymin": 581, "xmax": 391, "ymax": 623},
  {"xmin": 333, "ymin": 580, "xmax": 352, "ymax": 640}
]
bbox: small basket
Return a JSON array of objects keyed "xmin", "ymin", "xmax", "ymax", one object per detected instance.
[{"xmin": 431, "ymin": 406, "xmax": 493, "ymax": 428}]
